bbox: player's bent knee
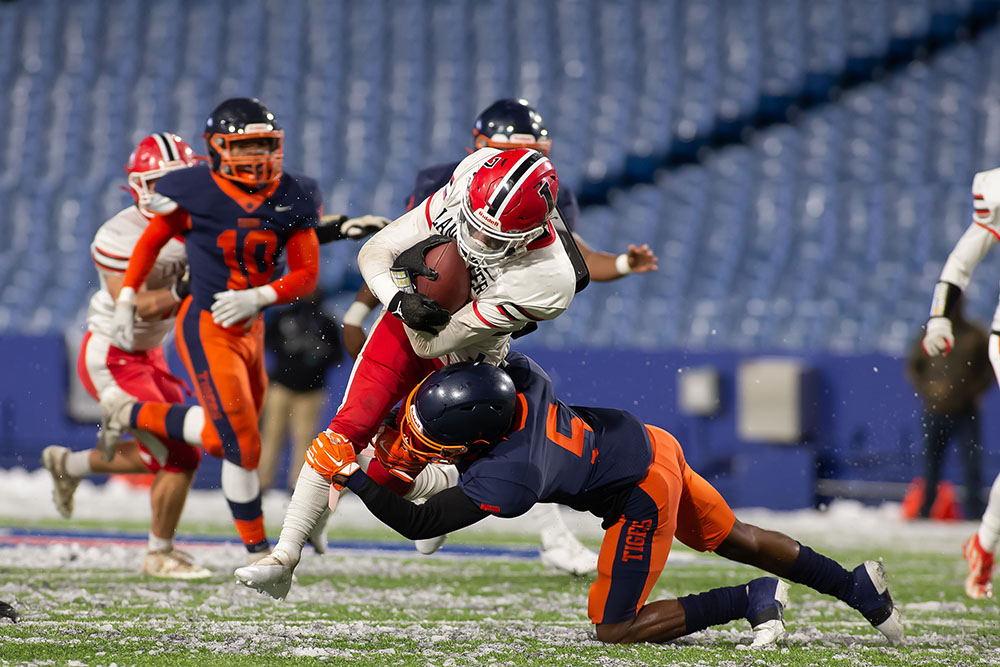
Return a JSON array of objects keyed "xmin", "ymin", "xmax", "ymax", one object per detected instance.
[
  {"xmin": 594, "ymin": 619, "xmax": 642, "ymax": 644},
  {"xmin": 716, "ymin": 519, "xmax": 762, "ymax": 560}
]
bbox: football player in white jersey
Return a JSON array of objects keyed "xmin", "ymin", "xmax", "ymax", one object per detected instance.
[
  {"xmin": 236, "ymin": 148, "xmax": 579, "ymax": 599},
  {"xmin": 41, "ymin": 133, "xmax": 212, "ymax": 579},
  {"xmin": 922, "ymin": 167, "xmax": 1000, "ymax": 599}
]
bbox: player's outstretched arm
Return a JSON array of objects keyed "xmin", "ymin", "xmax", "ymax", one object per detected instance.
[
  {"xmin": 316, "ymin": 213, "xmax": 391, "ymax": 244},
  {"xmin": 575, "ymin": 233, "xmax": 659, "ymax": 282}
]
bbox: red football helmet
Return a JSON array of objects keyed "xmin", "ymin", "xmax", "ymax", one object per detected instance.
[
  {"xmin": 125, "ymin": 133, "xmax": 197, "ymax": 217},
  {"xmin": 457, "ymin": 148, "xmax": 559, "ymax": 268}
]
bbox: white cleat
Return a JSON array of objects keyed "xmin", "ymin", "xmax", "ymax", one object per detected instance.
[
  {"xmin": 41, "ymin": 445, "xmax": 80, "ymax": 519},
  {"xmin": 142, "ymin": 549, "xmax": 212, "ymax": 579},
  {"xmin": 97, "ymin": 386, "xmax": 135, "ymax": 461},
  {"xmin": 234, "ymin": 550, "xmax": 297, "ymax": 600},
  {"xmin": 539, "ymin": 533, "xmax": 599, "ymax": 576},
  {"xmin": 850, "ymin": 560, "xmax": 904, "ymax": 645},
  {"xmin": 408, "ymin": 465, "xmax": 459, "ymax": 556},
  {"xmin": 746, "ymin": 579, "xmax": 790, "ymax": 647}
]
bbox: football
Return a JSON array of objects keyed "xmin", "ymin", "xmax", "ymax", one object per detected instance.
[{"xmin": 416, "ymin": 239, "xmax": 471, "ymax": 314}]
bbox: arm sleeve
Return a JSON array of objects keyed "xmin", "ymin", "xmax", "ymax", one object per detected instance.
[
  {"xmin": 358, "ymin": 202, "xmax": 439, "ymax": 307},
  {"xmin": 122, "ymin": 209, "xmax": 190, "ymax": 291},
  {"xmin": 344, "ymin": 472, "xmax": 489, "ymax": 539},
  {"xmin": 269, "ymin": 228, "xmax": 319, "ymax": 304},
  {"xmin": 939, "ymin": 223, "xmax": 999, "ymax": 290}
]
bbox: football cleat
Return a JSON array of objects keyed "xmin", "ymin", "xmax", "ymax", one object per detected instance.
[
  {"xmin": 848, "ymin": 560, "xmax": 904, "ymax": 645},
  {"xmin": 97, "ymin": 386, "xmax": 135, "ymax": 461},
  {"xmin": 539, "ymin": 531, "xmax": 599, "ymax": 577},
  {"xmin": 962, "ymin": 533, "xmax": 995, "ymax": 600},
  {"xmin": 745, "ymin": 577, "xmax": 790, "ymax": 647},
  {"xmin": 234, "ymin": 549, "xmax": 297, "ymax": 601},
  {"xmin": 0, "ymin": 601, "xmax": 19, "ymax": 624},
  {"xmin": 41, "ymin": 445, "xmax": 80, "ymax": 519},
  {"xmin": 142, "ymin": 549, "xmax": 212, "ymax": 579}
]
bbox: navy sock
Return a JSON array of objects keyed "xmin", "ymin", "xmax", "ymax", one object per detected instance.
[
  {"xmin": 787, "ymin": 543, "xmax": 853, "ymax": 602},
  {"xmin": 678, "ymin": 584, "xmax": 749, "ymax": 634}
]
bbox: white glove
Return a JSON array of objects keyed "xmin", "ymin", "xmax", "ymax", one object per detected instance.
[
  {"xmin": 211, "ymin": 285, "xmax": 277, "ymax": 328},
  {"xmin": 340, "ymin": 215, "xmax": 391, "ymax": 240},
  {"xmin": 922, "ymin": 317, "xmax": 954, "ymax": 356},
  {"xmin": 111, "ymin": 287, "xmax": 137, "ymax": 353}
]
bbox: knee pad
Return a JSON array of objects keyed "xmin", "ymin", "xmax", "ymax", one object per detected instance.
[{"xmin": 221, "ymin": 459, "xmax": 260, "ymax": 503}]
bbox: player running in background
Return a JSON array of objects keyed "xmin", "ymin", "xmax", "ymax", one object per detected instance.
[
  {"xmin": 107, "ymin": 98, "xmax": 323, "ymax": 563},
  {"xmin": 235, "ymin": 147, "xmax": 579, "ymax": 595},
  {"xmin": 921, "ymin": 166, "xmax": 1000, "ymax": 599},
  {"xmin": 304, "ymin": 355, "xmax": 904, "ymax": 646},
  {"xmin": 338, "ymin": 98, "xmax": 659, "ymax": 575},
  {"xmin": 42, "ymin": 133, "xmax": 210, "ymax": 578}
]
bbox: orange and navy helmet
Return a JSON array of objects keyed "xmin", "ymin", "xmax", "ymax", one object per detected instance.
[
  {"xmin": 457, "ymin": 148, "xmax": 559, "ymax": 268},
  {"xmin": 397, "ymin": 363, "xmax": 518, "ymax": 465},
  {"xmin": 473, "ymin": 99, "xmax": 552, "ymax": 156},
  {"xmin": 124, "ymin": 133, "xmax": 197, "ymax": 217},
  {"xmin": 203, "ymin": 97, "xmax": 283, "ymax": 189}
]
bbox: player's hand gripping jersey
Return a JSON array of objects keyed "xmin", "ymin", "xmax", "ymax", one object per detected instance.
[
  {"xmin": 924, "ymin": 167, "xmax": 1000, "ymax": 355},
  {"xmin": 359, "ymin": 148, "xmax": 577, "ymax": 365}
]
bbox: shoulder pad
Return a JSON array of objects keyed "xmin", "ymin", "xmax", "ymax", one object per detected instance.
[
  {"xmin": 147, "ymin": 193, "xmax": 178, "ymax": 215},
  {"xmin": 972, "ymin": 167, "xmax": 1000, "ymax": 225}
]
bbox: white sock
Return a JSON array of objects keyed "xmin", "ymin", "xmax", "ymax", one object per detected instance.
[
  {"xmin": 221, "ymin": 460, "xmax": 260, "ymax": 503},
  {"xmin": 403, "ymin": 464, "xmax": 458, "ymax": 501},
  {"xmin": 148, "ymin": 533, "xmax": 173, "ymax": 553},
  {"xmin": 978, "ymin": 473, "xmax": 1000, "ymax": 553},
  {"xmin": 274, "ymin": 464, "xmax": 332, "ymax": 564},
  {"xmin": 65, "ymin": 451, "xmax": 93, "ymax": 477}
]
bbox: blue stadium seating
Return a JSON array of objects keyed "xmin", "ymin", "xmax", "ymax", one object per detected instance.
[{"xmin": 2, "ymin": 0, "xmax": 1000, "ymax": 358}]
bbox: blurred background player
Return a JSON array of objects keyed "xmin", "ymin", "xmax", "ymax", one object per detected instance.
[
  {"xmin": 257, "ymin": 287, "xmax": 343, "ymax": 491},
  {"xmin": 42, "ymin": 132, "xmax": 210, "ymax": 579},
  {"xmin": 921, "ymin": 166, "xmax": 1000, "ymax": 599},
  {"xmin": 107, "ymin": 98, "xmax": 323, "ymax": 564},
  {"xmin": 235, "ymin": 147, "xmax": 580, "ymax": 595},
  {"xmin": 906, "ymin": 295, "xmax": 992, "ymax": 521},
  {"xmin": 274, "ymin": 357, "xmax": 903, "ymax": 648},
  {"xmin": 339, "ymin": 98, "xmax": 659, "ymax": 575}
]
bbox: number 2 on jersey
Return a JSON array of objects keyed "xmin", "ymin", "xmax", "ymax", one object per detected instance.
[{"xmin": 217, "ymin": 228, "xmax": 278, "ymax": 289}]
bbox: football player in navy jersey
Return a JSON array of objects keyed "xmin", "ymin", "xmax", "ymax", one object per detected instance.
[
  {"xmin": 107, "ymin": 98, "xmax": 324, "ymax": 562},
  {"xmin": 311, "ymin": 354, "xmax": 903, "ymax": 647},
  {"xmin": 337, "ymin": 98, "xmax": 659, "ymax": 576}
]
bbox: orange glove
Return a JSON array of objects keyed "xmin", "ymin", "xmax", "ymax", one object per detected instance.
[
  {"xmin": 371, "ymin": 423, "xmax": 426, "ymax": 483},
  {"xmin": 305, "ymin": 430, "xmax": 360, "ymax": 486}
]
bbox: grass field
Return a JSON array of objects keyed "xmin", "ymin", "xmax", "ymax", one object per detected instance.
[{"xmin": 1, "ymin": 472, "xmax": 998, "ymax": 666}]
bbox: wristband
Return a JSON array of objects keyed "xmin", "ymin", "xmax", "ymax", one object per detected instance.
[
  {"xmin": 929, "ymin": 281, "xmax": 962, "ymax": 318},
  {"xmin": 343, "ymin": 301, "xmax": 373, "ymax": 327},
  {"xmin": 615, "ymin": 253, "xmax": 632, "ymax": 276}
]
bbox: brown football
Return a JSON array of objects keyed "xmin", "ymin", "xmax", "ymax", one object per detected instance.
[{"xmin": 416, "ymin": 239, "xmax": 471, "ymax": 314}]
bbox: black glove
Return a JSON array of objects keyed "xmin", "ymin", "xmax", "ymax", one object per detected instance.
[
  {"xmin": 390, "ymin": 234, "xmax": 452, "ymax": 292},
  {"xmin": 170, "ymin": 268, "xmax": 191, "ymax": 302},
  {"xmin": 510, "ymin": 321, "xmax": 538, "ymax": 340},
  {"xmin": 387, "ymin": 291, "xmax": 450, "ymax": 335},
  {"xmin": 316, "ymin": 214, "xmax": 391, "ymax": 244}
]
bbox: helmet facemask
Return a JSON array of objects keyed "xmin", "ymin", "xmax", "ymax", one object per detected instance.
[
  {"xmin": 456, "ymin": 190, "xmax": 548, "ymax": 269},
  {"xmin": 398, "ymin": 382, "xmax": 476, "ymax": 466},
  {"xmin": 208, "ymin": 127, "xmax": 283, "ymax": 189}
]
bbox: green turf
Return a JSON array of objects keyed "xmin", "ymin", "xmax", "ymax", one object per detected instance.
[{"xmin": 1, "ymin": 529, "xmax": 998, "ymax": 667}]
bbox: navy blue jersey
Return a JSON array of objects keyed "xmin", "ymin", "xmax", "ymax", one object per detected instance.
[
  {"xmin": 457, "ymin": 351, "xmax": 652, "ymax": 518},
  {"xmin": 405, "ymin": 160, "xmax": 579, "ymax": 231},
  {"xmin": 156, "ymin": 166, "xmax": 321, "ymax": 312}
]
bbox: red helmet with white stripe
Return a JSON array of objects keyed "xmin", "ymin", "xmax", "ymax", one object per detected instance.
[
  {"xmin": 125, "ymin": 133, "xmax": 197, "ymax": 217},
  {"xmin": 457, "ymin": 148, "xmax": 559, "ymax": 268}
]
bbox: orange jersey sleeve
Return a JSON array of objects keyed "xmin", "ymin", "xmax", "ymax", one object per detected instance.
[
  {"xmin": 269, "ymin": 227, "xmax": 320, "ymax": 304},
  {"xmin": 122, "ymin": 208, "xmax": 191, "ymax": 291}
]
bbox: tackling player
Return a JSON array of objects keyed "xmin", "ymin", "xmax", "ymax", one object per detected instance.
[
  {"xmin": 921, "ymin": 166, "xmax": 1000, "ymax": 599},
  {"xmin": 235, "ymin": 147, "xmax": 580, "ymax": 594},
  {"xmin": 42, "ymin": 133, "xmax": 210, "ymax": 578},
  {"xmin": 293, "ymin": 355, "xmax": 904, "ymax": 646},
  {"xmin": 108, "ymin": 98, "xmax": 323, "ymax": 562},
  {"xmin": 339, "ymin": 98, "xmax": 659, "ymax": 575}
]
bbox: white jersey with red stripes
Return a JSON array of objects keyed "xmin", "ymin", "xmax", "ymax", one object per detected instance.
[
  {"xmin": 87, "ymin": 206, "xmax": 187, "ymax": 351},
  {"xmin": 359, "ymin": 148, "xmax": 576, "ymax": 365}
]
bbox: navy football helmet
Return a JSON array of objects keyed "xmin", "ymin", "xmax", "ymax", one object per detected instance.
[
  {"xmin": 399, "ymin": 362, "xmax": 518, "ymax": 464},
  {"xmin": 203, "ymin": 97, "xmax": 283, "ymax": 189},
  {"xmin": 473, "ymin": 99, "xmax": 552, "ymax": 156}
]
